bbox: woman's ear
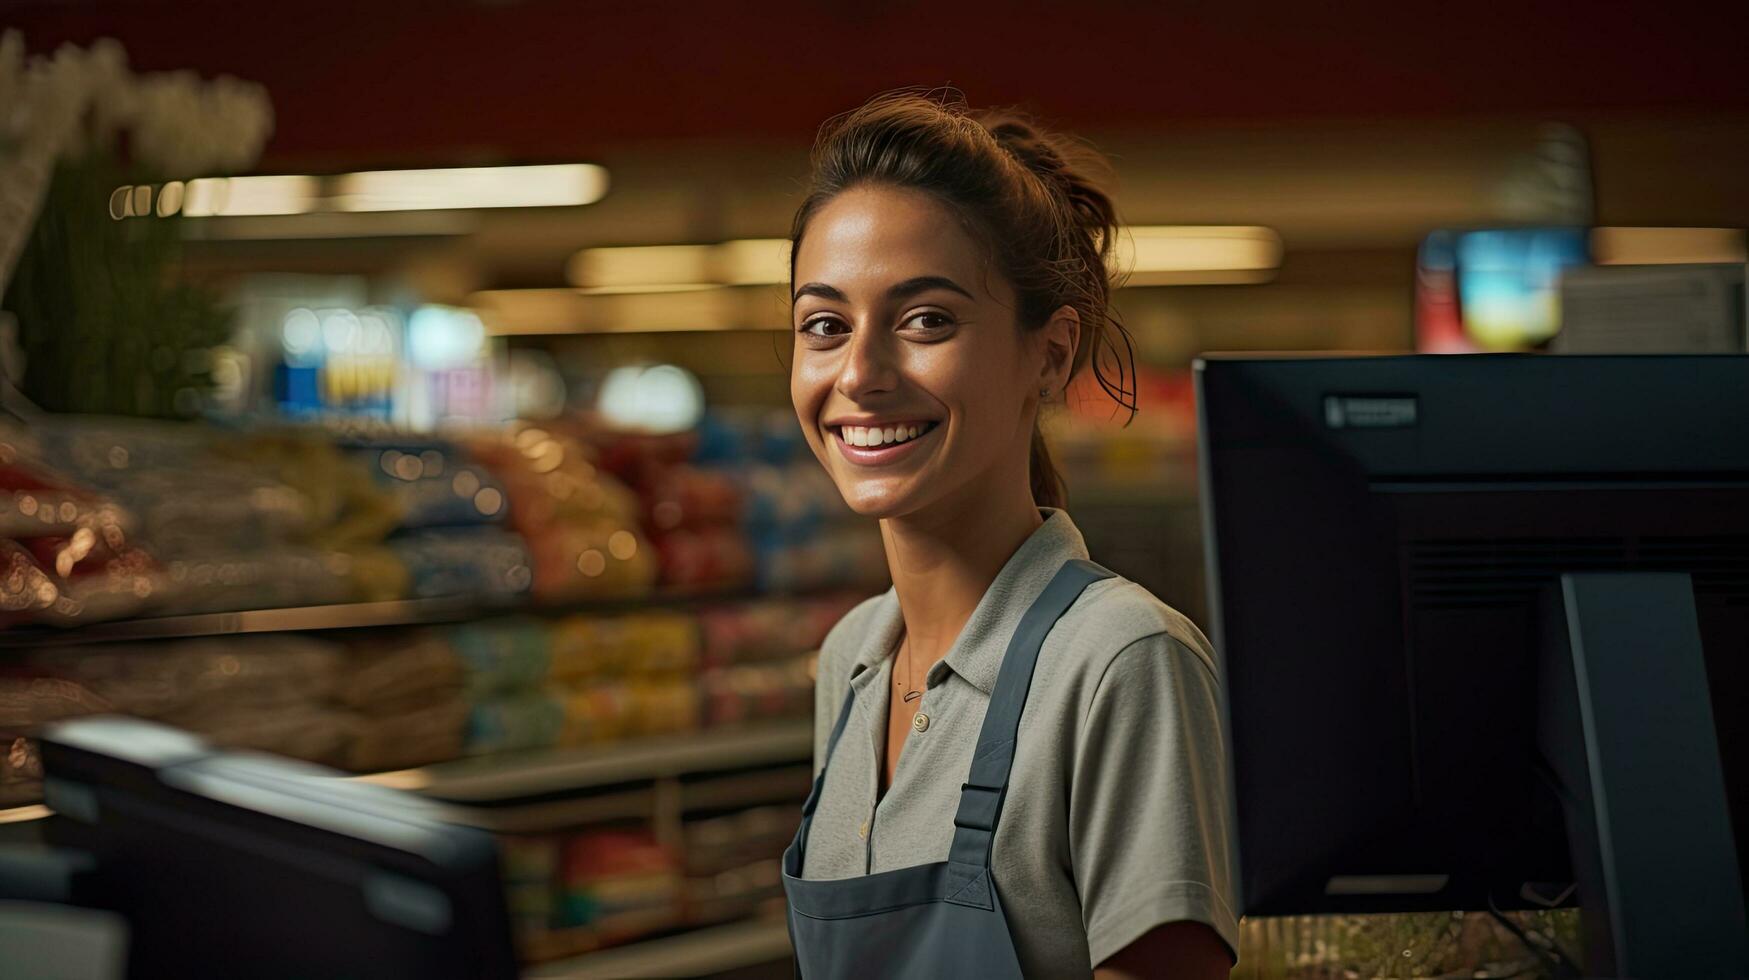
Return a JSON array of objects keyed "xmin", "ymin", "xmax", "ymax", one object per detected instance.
[{"xmin": 1038, "ymin": 305, "xmax": 1081, "ymax": 395}]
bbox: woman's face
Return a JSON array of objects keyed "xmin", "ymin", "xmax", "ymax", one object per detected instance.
[{"xmin": 790, "ymin": 184, "xmax": 1044, "ymax": 521}]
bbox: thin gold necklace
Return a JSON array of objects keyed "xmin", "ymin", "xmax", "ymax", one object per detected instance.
[{"xmin": 897, "ymin": 637, "xmax": 923, "ymax": 703}]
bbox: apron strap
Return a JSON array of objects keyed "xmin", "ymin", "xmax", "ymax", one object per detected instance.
[
  {"xmin": 792, "ymin": 683, "xmax": 859, "ymax": 866},
  {"xmin": 945, "ymin": 558, "xmax": 1114, "ymax": 902}
]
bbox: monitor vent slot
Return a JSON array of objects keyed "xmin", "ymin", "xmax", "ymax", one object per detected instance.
[{"xmin": 1405, "ymin": 536, "xmax": 1749, "ymax": 608}]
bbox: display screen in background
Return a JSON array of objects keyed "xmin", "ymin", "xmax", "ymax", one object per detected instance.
[
  {"xmin": 1415, "ymin": 228, "xmax": 1592, "ymax": 353},
  {"xmin": 1454, "ymin": 228, "xmax": 1590, "ymax": 350}
]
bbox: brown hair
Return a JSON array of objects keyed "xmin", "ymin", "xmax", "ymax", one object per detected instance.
[{"xmin": 790, "ymin": 90, "xmax": 1137, "ymax": 510}]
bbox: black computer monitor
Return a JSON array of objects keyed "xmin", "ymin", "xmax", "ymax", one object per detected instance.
[
  {"xmin": 34, "ymin": 716, "xmax": 517, "ymax": 980},
  {"xmin": 1196, "ymin": 353, "xmax": 1749, "ymax": 977}
]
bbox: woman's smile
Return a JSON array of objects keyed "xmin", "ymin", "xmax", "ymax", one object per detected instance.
[{"xmin": 829, "ymin": 420, "xmax": 942, "ymax": 466}]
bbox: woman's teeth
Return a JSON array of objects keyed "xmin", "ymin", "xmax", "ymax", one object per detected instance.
[{"xmin": 840, "ymin": 423, "xmax": 932, "ymax": 448}]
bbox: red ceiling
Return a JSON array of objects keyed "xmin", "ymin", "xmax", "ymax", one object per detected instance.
[{"xmin": 12, "ymin": 0, "xmax": 1749, "ymax": 169}]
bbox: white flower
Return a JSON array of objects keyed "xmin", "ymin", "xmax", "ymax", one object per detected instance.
[
  {"xmin": 0, "ymin": 31, "xmax": 273, "ymax": 178},
  {"xmin": 131, "ymin": 69, "xmax": 274, "ymax": 176},
  {"xmin": 0, "ymin": 31, "xmax": 274, "ymax": 288}
]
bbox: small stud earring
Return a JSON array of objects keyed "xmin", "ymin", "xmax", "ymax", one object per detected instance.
[{"xmin": 1039, "ymin": 386, "xmax": 1051, "ymax": 400}]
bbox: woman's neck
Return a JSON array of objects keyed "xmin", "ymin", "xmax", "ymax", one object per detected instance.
[{"xmin": 879, "ymin": 480, "xmax": 1045, "ymax": 667}]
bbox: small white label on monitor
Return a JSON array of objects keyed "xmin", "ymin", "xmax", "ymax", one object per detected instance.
[
  {"xmin": 1324, "ymin": 874, "xmax": 1450, "ymax": 895},
  {"xmin": 1324, "ymin": 395, "xmax": 1419, "ymax": 429}
]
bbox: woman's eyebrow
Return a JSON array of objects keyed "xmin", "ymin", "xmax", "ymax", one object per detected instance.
[
  {"xmin": 792, "ymin": 282, "xmax": 846, "ymax": 304},
  {"xmin": 791, "ymin": 276, "xmax": 974, "ymax": 305},
  {"xmin": 887, "ymin": 275, "xmax": 974, "ymax": 302}
]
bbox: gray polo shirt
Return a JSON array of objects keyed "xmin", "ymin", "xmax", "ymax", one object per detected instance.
[{"xmin": 802, "ymin": 507, "xmax": 1240, "ymax": 976}]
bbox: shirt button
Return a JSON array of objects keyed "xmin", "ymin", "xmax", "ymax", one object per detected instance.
[
  {"xmin": 858, "ymin": 820, "xmax": 869, "ymax": 839},
  {"xmin": 912, "ymin": 712, "xmax": 930, "ymax": 733}
]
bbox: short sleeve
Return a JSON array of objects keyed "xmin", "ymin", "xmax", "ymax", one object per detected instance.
[{"xmin": 1070, "ymin": 632, "xmax": 1241, "ymax": 967}]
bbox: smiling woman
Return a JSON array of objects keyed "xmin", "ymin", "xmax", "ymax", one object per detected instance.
[{"xmin": 780, "ymin": 92, "xmax": 1239, "ymax": 980}]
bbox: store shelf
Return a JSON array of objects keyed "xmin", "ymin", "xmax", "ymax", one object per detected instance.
[
  {"xmin": 358, "ymin": 720, "xmax": 814, "ymax": 804},
  {"xmin": 522, "ymin": 915, "xmax": 792, "ymax": 979},
  {"xmin": 0, "ymin": 597, "xmax": 484, "ymax": 647},
  {"xmin": 0, "ymin": 587, "xmax": 861, "ymax": 648}
]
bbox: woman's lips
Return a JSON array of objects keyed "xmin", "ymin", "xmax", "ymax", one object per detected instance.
[{"xmin": 830, "ymin": 422, "xmax": 939, "ymax": 466}]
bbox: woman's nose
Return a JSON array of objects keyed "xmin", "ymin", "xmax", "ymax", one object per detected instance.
[{"xmin": 835, "ymin": 327, "xmax": 899, "ymax": 400}]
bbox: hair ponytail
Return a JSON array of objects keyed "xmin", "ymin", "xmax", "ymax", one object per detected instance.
[
  {"xmin": 1029, "ymin": 427, "xmax": 1065, "ymax": 510},
  {"xmin": 792, "ymin": 91, "xmax": 1137, "ymax": 511}
]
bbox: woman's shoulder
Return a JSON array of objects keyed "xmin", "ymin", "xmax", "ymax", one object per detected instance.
[{"xmin": 1057, "ymin": 574, "xmax": 1220, "ymax": 682}]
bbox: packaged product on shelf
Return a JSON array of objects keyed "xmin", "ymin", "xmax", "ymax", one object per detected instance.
[
  {"xmin": 699, "ymin": 654, "xmax": 817, "ymax": 728},
  {"xmin": 649, "ymin": 525, "xmax": 756, "ymax": 594},
  {"xmin": 753, "ymin": 523, "xmax": 888, "ymax": 594},
  {"xmin": 22, "ymin": 419, "xmax": 415, "ymax": 617},
  {"xmin": 345, "ymin": 438, "xmax": 508, "ymax": 529},
  {"xmin": 344, "ymin": 697, "xmax": 468, "ymax": 773},
  {"xmin": 465, "ymin": 425, "xmax": 658, "ymax": 602},
  {"xmin": 0, "ymin": 430, "xmax": 162, "ymax": 627},
  {"xmin": 330, "ymin": 543, "xmax": 411, "ymax": 603},
  {"xmin": 680, "ymin": 805, "xmax": 797, "ymax": 877},
  {"xmin": 554, "ymin": 829, "xmax": 680, "ymax": 930},
  {"xmin": 0, "ymin": 672, "xmax": 113, "ymax": 806},
  {"xmin": 736, "ymin": 461, "xmax": 834, "ymax": 535},
  {"xmin": 0, "ymin": 442, "xmax": 134, "ymax": 542},
  {"xmin": 557, "ymin": 678, "xmax": 697, "ymax": 746},
  {"xmin": 592, "ymin": 428, "xmax": 762, "ymax": 595},
  {"xmin": 1, "ymin": 535, "xmax": 161, "ymax": 627},
  {"xmin": 557, "ymin": 683, "xmax": 635, "ymax": 745},
  {"xmin": 334, "ymin": 629, "xmax": 470, "ymax": 771},
  {"xmin": 168, "ymin": 701, "xmax": 358, "ymax": 767},
  {"xmin": 215, "ymin": 431, "xmax": 404, "ymax": 552},
  {"xmin": 593, "ymin": 431, "xmax": 697, "ymax": 495},
  {"xmin": 335, "ymin": 628, "xmax": 464, "ymax": 708},
  {"xmin": 548, "ymin": 611, "xmax": 699, "ymax": 683},
  {"xmin": 447, "ymin": 617, "xmax": 551, "ymax": 698},
  {"xmin": 696, "ymin": 594, "xmax": 862, "ymax": 669},
  {"xmin": 640, "ymin": 466, "xmax": 743, "ymax": 532},
  {"xmin": 688, "ymin": 409, "xmax": 809, "ymax": 469},
  {"xmin": 19, "ymin": 635, "xmax": 356, "ymax": 765},
  {"xmin": 522, "ymin": 517, "xmax": 659, "ymax": 603},
  {"xmin": 159, "ymin": 547, "xmax": 359, "ymax": 615},
  {"xmin": 0, "ymin": 539, "xmax": 65, "ymax": 625},
  {"xmin": 630, "ymin": 678, "xmax": 699, "ymax": 736},
  {"xmin": 24, "ymin": 636, "xmax": 345, "ymax": 719},
  {"xmin": 682, "ymin": 859, "xmax": 785, "ymax": 926},
  {"xmin": 389, "ymin": 527, "xmax": 533, "ymax": 601},
  {"xmin": 678, "ymin": 801, "xmax": 793, "ymax": 924},
  {"xmin": 466, "ymin": 688, "xmax": 566, "ymax": 755},
  {"xmin": 499, "ymin": 833, "xmax": 562, "ymax": 937},
  {"xmin": 38, "ymin": 424, "xmax": 333, "ymax": 561}
]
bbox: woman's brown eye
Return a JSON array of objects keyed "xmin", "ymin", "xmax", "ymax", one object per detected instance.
[
  {"xmin": 907, "ymin": 312, "xmax": 952, "ymax": 330},
  {"xmin": 801, "ymin": 318, "xmax": 846, "ymax": 337}
]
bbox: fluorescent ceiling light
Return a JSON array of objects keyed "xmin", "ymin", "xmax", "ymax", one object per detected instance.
[
  {"xmin": 137, "ymin": 164, "xmax": 607, "ymax": 219},
  {"xmin": 333, "ymin": 164, "xmax": 607, "ymax": 212},
  {"xmin": 181, "ymin": 175, "xmax": 319, "ymax": 217},
  {"xmin": 468, "ymin": 287, "xmax": 775, "ymax": 335},
  {"xmin": 715, "ymin": 238, "xmax": 791, "ymax": 285},
  {"xmin": 1116, "ymin": 226, "xmax": 1283, "ymax": 285},
  {"xmin": 568, "ymin": 238, "xmax": 790, "ymax": 292},
  {"xmin": 1591, "ymin": 227, "xmax": 1746, "ymax": 266},
  {"xmin": 569, "ymin": 244, "xmax": 714, "ymax": 292}
]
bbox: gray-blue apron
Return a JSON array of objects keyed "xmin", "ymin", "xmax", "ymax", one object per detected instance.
[{"xmin": 782, "ymin": 558, "xmax": 1115, "ymax": 979}]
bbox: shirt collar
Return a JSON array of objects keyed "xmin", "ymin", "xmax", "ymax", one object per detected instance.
[{"xmin": 848, "ymin": 507, "xmax": 1091, "ymax": 696}]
